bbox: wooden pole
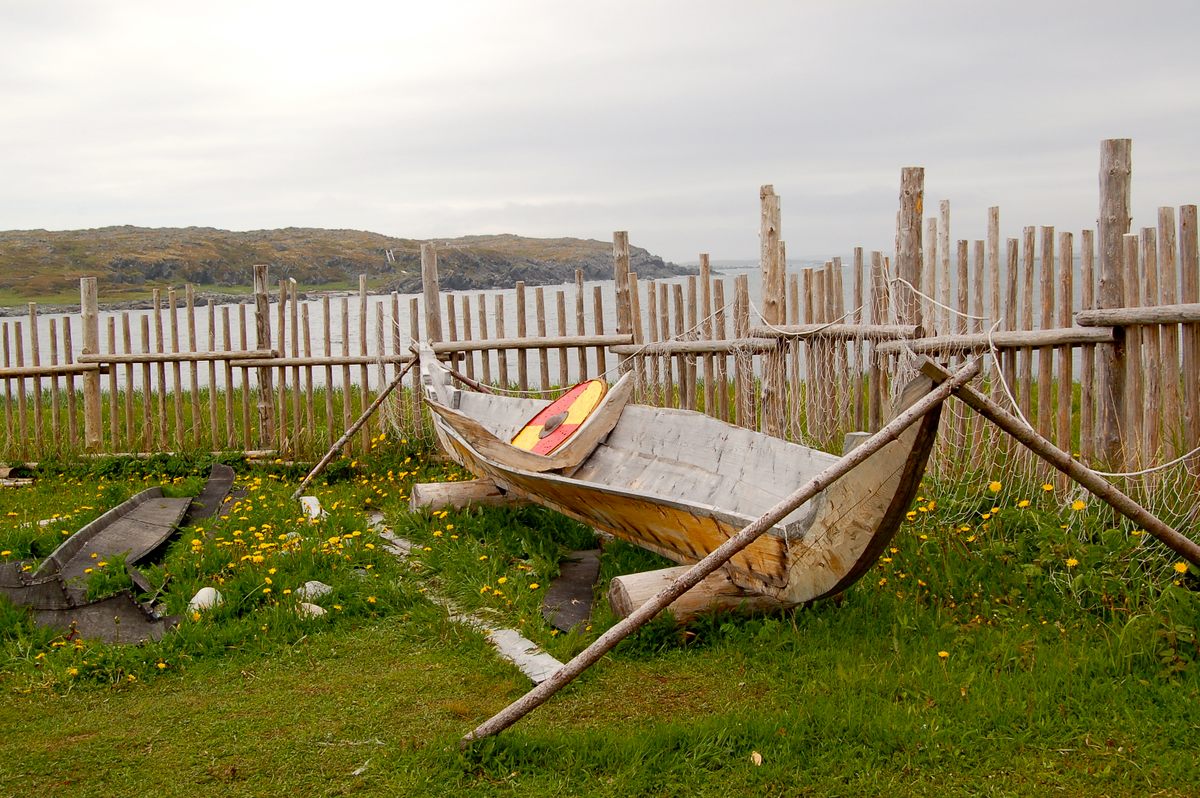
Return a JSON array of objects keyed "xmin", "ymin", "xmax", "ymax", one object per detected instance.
[
  {"xmin": 515, "ymin": 281, "xmax": 528, "ymax": 391},
  {"xmin": 535, "ymin": 287, "xmax": 549, "ymax": 395},
  {"xmin": 700, "ymin": 255, "xmax": 715, "ymax": 416},
  {"xmin": 613, "ymin": 231, "xmax": 632, "ymax": 378},
  {"xmin": 460, "ymin": 358, "xmax": 982, "ymax": 746},
  {"xmin": 1037, "ymin": 227, "xmax": 1055, "ymax": 441},
  {"xmin": 253, "ymin": 265, "xmax": 275, "ymax": 447},
  {"xmin": 922, "ymin": 360, "xmax": 1200, "ymax": 568},
  {"xmin": 421, "ymin": 244, "xmax": 442, "ymax": 344},
  {"xmin": 1056, "ymin": 232, "xmax": 1074, "ymax": 461},
  {"xmin": 1122, "ymin": 233, "xmax": 1143, "ymax": 463},
  {"xmin": 1157, "ymin": 207, "xmax": 1180, "ymax": 457},
  {"xmin": 713, "ymin": 279, "xmax": 729, "ymax": 422},
  {"xmin": 896, "ymin": 168, "xmax": 924, "ymax": 326},
  {"xmin": 1097, "ymin": 138, "xmax": 1131, "ymax": 466},
  {"xmin": 1079, "ymin": 229, "xmax": 1096, "ymax": 464},
  {"xmin": 1140, "ymin": 228, "xmax": 1161, "ymax": 462},
  {"xmin": 80, "ymin": 278, "xmax": 102, "ymax": 449},
  {"xmin": 1181, "ymin": 205, "xmax": 1200, "ymax": 458}
]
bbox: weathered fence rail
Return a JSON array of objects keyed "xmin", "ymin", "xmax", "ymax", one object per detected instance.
[{"xmin": 1, "ymin": 138, "xmax": 1197, "ymax": 480}]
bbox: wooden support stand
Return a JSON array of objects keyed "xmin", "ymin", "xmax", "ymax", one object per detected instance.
[
  {"xmin": 409, "ymin": 478, "xmax": 526, "ymax": 511},
  {"xmin": 608, "ymin": 566, "xmax": 787, "ymax": 623}
]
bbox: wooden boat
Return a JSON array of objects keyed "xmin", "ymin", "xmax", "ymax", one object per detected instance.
[{"xmin": 418, "ymin": 344, "xmax": 941, "ymax": 610}]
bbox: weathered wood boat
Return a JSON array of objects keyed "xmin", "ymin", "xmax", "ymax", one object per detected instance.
[{"xmin": 418, "ymin": 345, "xmax": 940, "ymax": 611}]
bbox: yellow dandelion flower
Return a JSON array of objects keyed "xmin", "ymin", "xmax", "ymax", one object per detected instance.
[
  {"xmin": 0, "ymin": 550, "xmax": 9, "ymax": 557},
  {"xmin": 938, "ymin": 650, "xmax": 949, "ymax": 660},
  {"xmin": 1174, "ymin": 562, "xmax": 1188, "ymax": 574},
  {"xmin": 497, "ymin": 576, "xmax": 508, "ymax": 584},
  {"xmin": 1066, "ymin": 557, "xmax": 1079, "ymax": 568},
  {"xmin": 529, "ymin": 582, "xmax": 540, "ymax": 590},
  {"xmin": 156, "ymin": 661, "xmax": 167, "ymax": 670},
  {"xmin": 1071, "ymin": 499, "xmax": 1086, "ymax": 511},
  {"xmin": 479, "ymin": 555, "xmax": 488, "ymax": 561},
  {"xmin": 988, "ymin": 481, "xmax": 1002, "ymax": 493},
  {"xmin": 367, "ymin": 596, "xmax": 377, "ymax": 604},
  {"xmin": 67, "ymin": 667, "xmax": 79, "ymax": 677},
  {"xmin": 1017, "ymin": 499, "xmax": 1031, "ymax": 509}
]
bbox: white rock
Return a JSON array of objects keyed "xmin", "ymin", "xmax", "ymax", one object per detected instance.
[
  {"xmin": 299, "ymin": 496, "xmax": 326, "ymax": 520},
  {"xmin": 296, "ymin": 602, "xmax": 327, "ymax": 618},
  {"xmin": 296, "ymin": 580, "xmax": 332, "ymax": 601},
  {"xmin": 188, "ymin": 586, "xmax": 223, "ymax": 612}
]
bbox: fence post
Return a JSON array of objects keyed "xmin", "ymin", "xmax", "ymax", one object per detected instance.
[
  {"xmin": 80, "ymin": 277, "xmax": 102, "ymax": 449},
  {"xmin": 1096, "ymin": 138, "xmax": 1131, "ymax": 467},
  {"xmin": 253, "ymin": 264, "xmax": 275, "ymax": 448},
  {"xmin": 421, "ymin": 243, "xmax": 443, "ymax": 343},
  {"xmin": 760, "ymin": 187, "xmax": 786, "ymax": 437},
  {"xmin": 896, "ymin": 167, "xmax": 924, "ymax": 327},
  {"xmin": 613, "ymin": 231, "xmax": 632, "ymax": 376}
]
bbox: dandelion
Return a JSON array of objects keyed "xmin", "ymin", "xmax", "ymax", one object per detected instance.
[
  {"xmin": 367, "ymin": 596, "xmax": 377, "ymax": 604},
  {"xmin": 0, "ymin": 550, "xmax": 9, "ymax": 557},
  {"xmin": 1042, "ymin": 483, "xmax": 1054, "ymax": 492},
  {"xmin": 497, "ymin": 576, "xmax": 508, "ymax": 584},
  {"xmin": 479, "ymin": 555, "xmax": 488, "ymax": 561},
  {"xmin": 67, "ymin": 667, "xmax": 79, "ymax": 677},
  {"xmin": 1071, "ymin": 499, "xmax": 1086, "ymax": 511},
  {"xmin": 988, "ymin": 481, "xmax": 1002, "ymax": 493},
  {"xmin": 1174, "ymin": 562, "xmax": 1189, "ymax": 574},
  {"xmin": 156, "ymin": 661, "xmax": 167, "ymax": 670},
  {"xmin": 1066, "ymin": 558, "xmax": 1079, "ymax": 568},
  {"xmin": 529, "ymin": 582, "xmax": 540, "ymax": 590},
  {"xmin": 191, "ymin": 611, "xmax": 201, "ymax": 622},
  {"xmin": 1017, "ymin": 499, "xmax": 1031, "ymax": 509},
  {"xmin": 938, "ymin": 650, "xmax": 949, "ymax": 660}
]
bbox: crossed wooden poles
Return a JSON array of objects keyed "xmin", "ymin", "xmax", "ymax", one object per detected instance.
[{"xmin": 459, "ymin": 356, "xmax": 1200, "ymax": 746}]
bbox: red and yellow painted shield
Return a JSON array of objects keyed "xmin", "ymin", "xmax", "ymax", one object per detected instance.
[{"xmin": 511, "ymin": 380, "xmax": 608, "ymax": 455}]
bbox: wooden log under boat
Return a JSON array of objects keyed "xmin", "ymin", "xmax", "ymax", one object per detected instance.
[{"xmin": 418, "ymin": 345, "xmax": 940, "ymax": 607}]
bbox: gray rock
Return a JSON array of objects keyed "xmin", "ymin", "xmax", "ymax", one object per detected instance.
[
  {"xmin": 296, "ymin": 580, "xmax": 333, "ymax": 601},
  {"xmin": 296, "ymin": 602, "xmax": 326, "ymax": 619}
]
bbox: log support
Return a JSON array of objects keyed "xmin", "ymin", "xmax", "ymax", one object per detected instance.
[
  {"xmin": 608, "ymin": 566, "xmax": 788, "ymax": 622},
  {"xmin": 409, "ymin": 478, "xmax": 526, "ymax": 511}
]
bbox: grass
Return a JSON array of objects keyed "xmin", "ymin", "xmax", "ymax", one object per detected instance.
[{"xmin": 0, "ymin": 451, "xmax": 1197, "ymax": 796}]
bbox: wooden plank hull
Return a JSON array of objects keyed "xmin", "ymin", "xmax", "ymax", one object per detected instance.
[{"xmin": 420, "ymin": 346, "xmax": 939, "ymax": 606}]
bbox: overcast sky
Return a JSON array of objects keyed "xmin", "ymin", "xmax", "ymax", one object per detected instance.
[{"xmin": 3, "ymin": 0, "xmax": 1198, "ymax": 262}]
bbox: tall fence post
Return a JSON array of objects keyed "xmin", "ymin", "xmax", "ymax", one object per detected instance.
[
  {"xmin": 1096, "ymin": 138, "xmax": 1131, "ymax": 467},
  {"xmin": 253, "ymin": 264, "xmax": 275, "ymax": 448},
  {"xmin": 613, "ymin": 231, "xmax": 632, "ymax": 375},
  {"xmin": 896, "ymin": 167, "xmax": 925, "ymax": 327},
  {"xmin": 760, "ymin": 186, "xmax": 786, "ymax": 437},
  {"xmin": 421, "ymin": 243, "xmax": 443, "ymax": 344},
  {"xmin": 80, "ymin": 277, "xmax": 102, "ymax": 449}
]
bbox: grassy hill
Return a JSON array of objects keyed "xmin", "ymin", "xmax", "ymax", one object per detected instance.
[{"xmin": 0, "ymin": 226, "xmax": 689, "ymax": 306}]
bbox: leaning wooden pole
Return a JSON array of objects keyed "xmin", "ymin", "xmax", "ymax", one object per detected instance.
[
  {"xmin": 921, "ymin": 361, "xmax": 1200, "ymax": 567},
  {"xmin": 460, "ymin": 357, "xmax": 982, "ymax": 747},
  {"xmin": 289, "ymin": 357, "xmax": 416, "ymax": 500}
]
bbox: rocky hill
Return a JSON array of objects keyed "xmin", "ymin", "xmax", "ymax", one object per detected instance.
[{"xmin": 0, "ymin": 226, "xmax": 690, "ymax": 304}]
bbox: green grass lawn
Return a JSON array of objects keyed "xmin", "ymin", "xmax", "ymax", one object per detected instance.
[{"xmin": 0, "ymin": 451, "xmax": 1197, "ymax": 797}]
